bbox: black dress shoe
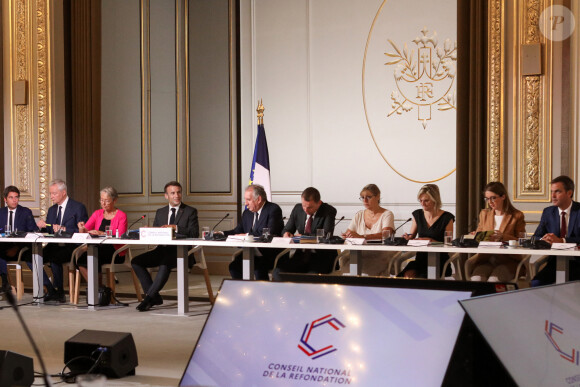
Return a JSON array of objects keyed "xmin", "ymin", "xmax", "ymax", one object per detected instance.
[
  {"xmin": 45, "ymin": 289, "xmax": 66, "ymax": 303},
  {"xmin": 136, "ymin": 294, "xmax": 163, "ymax": 312}
]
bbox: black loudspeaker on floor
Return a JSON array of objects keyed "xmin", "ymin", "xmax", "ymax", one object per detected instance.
[
  {"xmin": 64, "ymin": 329, "xmax": 138, "ymax": 378},
  {"xmin": 0, "ymin": 350, "xmax": 34, "ymax": 387}
]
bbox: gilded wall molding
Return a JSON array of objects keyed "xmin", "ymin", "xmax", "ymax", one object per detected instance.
[
  {"xmin": 487, "ymin": 0, "xmax": 504, "ymax": 182},
  {"xmin": 514, "ymin": 0, "xmax": 551, "ymax": 201},
  {"xmin": 35, "ymin": 0, "xmax": 51, "ymax": 216},
  {"xmin": 13, "ymin": 0, "xmax": 33, "ymax": 198}
]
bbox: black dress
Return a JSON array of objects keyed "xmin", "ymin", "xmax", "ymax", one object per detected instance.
[{"xmin": 399, "ymin": 209, "xmax": 455, "ymax": 278}]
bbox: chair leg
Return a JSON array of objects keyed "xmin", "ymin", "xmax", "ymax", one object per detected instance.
[
  {"xmin": 15, "ymin": 266, "xmax": 23, "ymax": 301},
  {"xmin": 130, "ymin": 269, "xmax": 143, "ymax": 302},
  {"xmin": 73, "ymin": 270, "xmax": 81, "ymax": 305},
  {"xmin": 68, "ymin": 270, "xmax": 75, "ymax": 304},
  {"xmin": 107, "ymin": 269, "xmax": 116, "ymax": 304},
  {"xmin": 202, "ymin": 268, "xmax": 215, "ymax": 305}
]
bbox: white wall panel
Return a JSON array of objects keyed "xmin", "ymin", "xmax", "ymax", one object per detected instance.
[
  {"xmin": 242, "ymin": 0, "xmax": 457, "ymax": 223},
  {"xmin": 253, "ymin": 0, "xmax": 310, "ymax": 192},
  {"xmin": 188, "ymin": 0, "xmax": 231, "ymax": 193},
  {"xmin": 150, "ymin": 0, "xmax": 177, "ymax": 193},
  {"xmin": 101, "ymin": 0, "xmax": 142, "ymax": 193}
]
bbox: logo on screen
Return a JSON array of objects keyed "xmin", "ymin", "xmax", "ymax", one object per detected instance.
[
  {"xmin": 545, "ymin": 320, "xmax": 580, "ymax": 365},
  {"xmin": 298, "ymin": 314, "xmax": 346, "ymax": 360}
]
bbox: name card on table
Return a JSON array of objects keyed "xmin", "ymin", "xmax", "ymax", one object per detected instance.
[
  {"xmin": 551, "ymin": 243, "xmax": 577, "ymax": 250},
  {"xmin": 25, "ymin": 233, "xmax": 43, "ymax": 239},
  {"xmin": 72, "ymin": 233, "xmax": 92, "ymax": 241},
  {"xmin": 478, "ymin": 241, "xmax": 503, "ymax": 247},
  {"xmin": 346, "ymin": 238, "xmax": 365, "ymax": 245},
  {"xmin": 407, "ymin": 239, "xmax": 430, "ymax": 247},
  {"xmin": 271, "ymin": 237, "xmax": 292, "ymax": 244},
  {"xmin": 140, "ymin": 227, "xmax": 173, "ymax": 242},
  {"xmin": 226, "ymin": 235, "xmax": 246, "ymax": 242}
]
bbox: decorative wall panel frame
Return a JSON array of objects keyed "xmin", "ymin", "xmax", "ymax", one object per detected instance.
[
  {"xmin": 487, "ymin": 0, "xmax": 504, "ymax": 182},
  {"xmin": 513, "ymin": 0, "xmax": 552, "ymax": 202}
]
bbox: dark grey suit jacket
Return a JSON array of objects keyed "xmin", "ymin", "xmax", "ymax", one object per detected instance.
[
  {"xmin": 282, "ymin": 202, "xmax": 337, "ymax": 236},
  {"xmin": 152, "ymin": 203, "xmax": 199, "ymax": 238}
]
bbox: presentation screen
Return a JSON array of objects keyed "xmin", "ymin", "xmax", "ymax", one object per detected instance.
[
  {"xmin": 180, "ymin": 280, "xmax": 471, "ymax": 386},
  {"xmin": 460, "ymin": 282, "xmax": 580, "ymax": 387}
]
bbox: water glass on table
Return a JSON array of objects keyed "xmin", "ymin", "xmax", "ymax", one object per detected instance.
[
  {"xmin": 316, "ymin": 229, "xmax": 325, "ymax": 243},
  {"xmin": 444, "ymin": 231, "xmax": 453, "ymax": 245},
  {"xmin": 105, "ymin": 226, "xmax": 112, "ymax": 237},
  {"xmin": 202, "ymin": 226, "xmax": 210, "ymax": 239},
  {"xmin": 262, "ymin": 228, "xmax": 270, "ymax": 241},
  {"xmin": 382, "ymin": 229, "xmax": 393, "ymax": 243},
  {"xmin": 518, "ymin": 232, "xmax": 527, "ymax": 247}
]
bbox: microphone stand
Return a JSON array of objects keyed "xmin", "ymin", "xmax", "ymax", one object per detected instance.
[{"xmin": 5, "ymin": 290, "xmax": 52, "ymax": 386}]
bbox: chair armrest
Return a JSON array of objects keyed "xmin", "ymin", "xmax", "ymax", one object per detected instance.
[
  {"xmin": 15, "ymin": 246, "xmax": 29, "ymax": 264},
  {"xmin": 188, "ymin": 246, "xmax": 208, "ymax": 270},
  {"xmin": 513, "ymin": 254, "xmax": 532, "ymax": 281},
  {"xmin": 70, "ymin": 244, "xmax": 88, "ymax": 266},
  {"xmin": 530, "ymin": 254, "xmax": 551, "ymax": 279},
  {"xmin": 442, "ymin": 252, "xmax": 463, "ymax": 280},
  {"xmin": 272, "ymin": 248, "xmax": 291, "ymax": 269}
]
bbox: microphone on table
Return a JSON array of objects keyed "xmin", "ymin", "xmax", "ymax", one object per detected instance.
[
  {"xmin": 334, "ymin": 216, "xmax": 345, "ymax": 227},
  {"xmin": 205, "ymin": 213, "xmax": 230, "ymax": 241},
  {"xmin": 55, "ymin": 215, "xmax": 76, "ymax": 238},
  {"xmin": 395, "ymin": 217, "xmax": 412, "ymax": 234},
  {"xmin": 122, "ymin": 215, "xmax": 146, "ymax": 239},
  {"xmin": 383, "ymin": 218, "xmax": 413, "ymax": 246},
  {"xmin": 319, "ymin": 216, "xmax": 347, "ymax": 245}
]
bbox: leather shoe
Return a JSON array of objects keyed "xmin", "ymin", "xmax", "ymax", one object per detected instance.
[
  {"xmin": 44, "ymin": 289, "xmax": 66, "ymax": 303},
  {"xmin": 136, "ymin": 294, "xmax": 163, "ymax": 312}
]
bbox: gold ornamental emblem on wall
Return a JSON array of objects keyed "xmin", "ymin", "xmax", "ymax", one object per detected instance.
[{"xmin": 384, "ymin": 28, "xmax": 456, "ymax": 129}]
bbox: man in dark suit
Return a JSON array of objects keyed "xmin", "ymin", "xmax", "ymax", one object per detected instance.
[
  {"xmin": 532, "ymin": 175, "xmax": 580, "ymax": 286},
  {"xmin": 223, "ymin": 184, "xmax": 284, "ymax": 280},
  {"xmin": 34, "ymin": 179, "xmax": 88, "ymax": 301},
  {"xmin": 132, "ymin": 181, "xmax": 199, "ymax": 311},
  {"xmin": 273, "ymin": 187, "xmax": 338, "ymax": 280},
  {"xmin": 0, "ymin": 186, "xmax": 38, "ymax": 292}
]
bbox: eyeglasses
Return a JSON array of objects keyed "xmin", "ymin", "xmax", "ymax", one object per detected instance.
[
  {"xmin": 484, "ymin": 196, "xmax": 499, "ymax": 202},
  {"xmin": 100, "ymin": 199, "xmax": 113, "ymax": 204},
  {"xmin": 359, "ymin": 195, "xmax": 375, "ymax": 201}
]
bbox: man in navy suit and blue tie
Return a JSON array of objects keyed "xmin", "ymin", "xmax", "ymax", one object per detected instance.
[
  {"xmin": 34, "ymin": 179, "xmax": 88, "ymax": 301},
  {"xmin": 532, "ymin": 175, "xmax": 580, "ymax": 286},
  {"xmin": 223, "ymin": 184, "xmax": 284, "ymax": 280},
  {"xmin": 0, "ymin": 186, "xmax": 38, "ymax": 292}
]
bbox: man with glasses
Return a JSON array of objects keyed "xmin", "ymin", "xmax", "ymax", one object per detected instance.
[
  {"xmin": 34, "ymin": 179, "xmax": 88, "ymax": 302},
  {"xmin": 132, "ymin": 181, "xmax": 199, "ymax": 311},
  {"xmin": 0, "ymin": 186, "xmax": 38, "ymax": 292},
  {"xmin": 532, "ymin": 175, "xmax": 580, "ymax": 286}
]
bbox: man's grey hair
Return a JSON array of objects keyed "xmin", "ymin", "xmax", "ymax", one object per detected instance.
[
  {"xmin": 49, "ymin": 179, "xmax": 67, "ymax": 192},
  {"xmin": 245, "ymin": 184, "xmax": 267, "ymax": 202}
]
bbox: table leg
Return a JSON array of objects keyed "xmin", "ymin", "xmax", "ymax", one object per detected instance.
[
  {"xmin": 242, "ymin": 247, "xmax": 255, "ymax": 280},
  {"xmin": 32, "ymin": 242, "xmax": 43, "ymax": 303},
  {"xmin": 349, "ymin": 250, "xmax": 362, "ymax": 276},
  {"xmin": 427, "ymin": 251, "xmax": 440, "ymax": 279},
  {"xmin": 176, "ymin": 245, "xmax": 189, "ymax": 315},
  {"xmin": 87, "ymin": 245, "xmax": 99, "ymax": 310},
  {"xmin": 555, "ymin": 256, "xmax": 570, "ymax": 284}
]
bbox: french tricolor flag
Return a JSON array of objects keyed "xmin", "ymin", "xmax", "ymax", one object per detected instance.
[{"xmin": 249, "ymin": 123, "xmax": 271, "ymax": 201}]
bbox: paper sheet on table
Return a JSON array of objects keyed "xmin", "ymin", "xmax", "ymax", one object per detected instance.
[{"xmin": 346, "ymin": 238, "xmax": 365, "ymax": 245}]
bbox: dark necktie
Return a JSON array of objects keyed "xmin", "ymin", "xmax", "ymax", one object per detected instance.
[
  {"xmin": 169, "ymin": 208, "xmax": 176, "ymax": 225},
  {"xmin": 56, "ymin": 206, "xmax": 62, "ymax": 225},
  {"xmin": 251, "ymin": 212, "xmax": 258, "ymax": 232},
  {"xmin": 305, "ymin": 215, "xmax": 313, "ymax": 235},
  {"xmin": 561, "ymin": 212, "xmax": 567, "ymax": 239},
  {"xmin": 8, "ymin": 211, "xmax": 13, "ymax": 231}
]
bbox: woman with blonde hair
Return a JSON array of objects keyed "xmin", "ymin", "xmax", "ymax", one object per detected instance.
[{"xmin": 401, "ymin": 184, "xmax": 455, "ymax": 278}]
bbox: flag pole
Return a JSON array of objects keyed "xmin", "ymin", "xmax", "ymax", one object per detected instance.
[{"xmin": 256, "ymin": 98, "xmax": 265, "ymax": 125}]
